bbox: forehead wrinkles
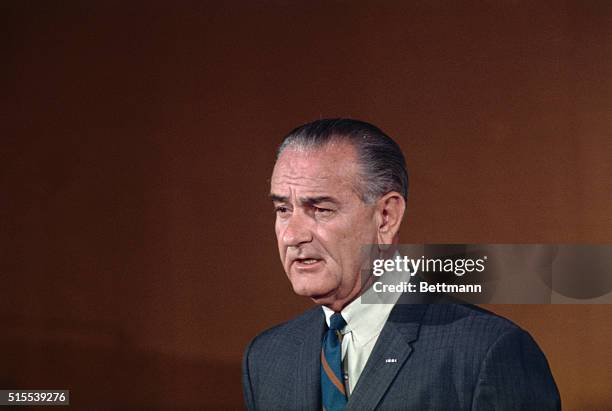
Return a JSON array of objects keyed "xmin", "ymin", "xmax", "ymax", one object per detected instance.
[
  {"xmin": 271, "ymin": 146, "xmax": 364, "ymax": 200},
  {"xmin": 272, "ymin": 160, "xmax": 333, "ymax": 185},
  {"xmin": 273, "ymin": 173, "xmax": 331, "ymax": 187},
  {"xmin": 271, "ymin": 169, "xmax": 341, "ymax": 198}
]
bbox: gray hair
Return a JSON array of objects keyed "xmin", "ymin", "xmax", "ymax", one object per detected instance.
[{"xmin": 277, "ymin": 118, "xmax": 408, "ymax": 204}]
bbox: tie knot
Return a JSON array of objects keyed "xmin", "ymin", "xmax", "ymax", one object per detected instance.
[{"xmin": 329, "ymin": 313, "xmax": 346, "ymax": 331}]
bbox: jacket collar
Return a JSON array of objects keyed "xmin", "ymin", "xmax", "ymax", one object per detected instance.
[
  {"xmin": 294, "ymin": 308, "xmax": 326, "ymax": 410},
  {"xmin": 346, "ymin": 303, "xmax": 428, "ymax": 410},
  {"xmin": 292, "ymin": 302, "xmax": 428, "ymax": 410}
]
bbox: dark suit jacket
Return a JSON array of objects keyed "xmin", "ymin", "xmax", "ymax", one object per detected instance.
[{"xmin": 242, "ymin": 303, "xmax": 561, "ymax": 410}]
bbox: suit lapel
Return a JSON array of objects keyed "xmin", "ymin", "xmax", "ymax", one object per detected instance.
[
  {"xmin": 346, "ymin": 304, "xmax": 428, "ymax": 410},
  {"xmin": 295, "ymin": 308, "xmax": 326, "ymax": 410}
]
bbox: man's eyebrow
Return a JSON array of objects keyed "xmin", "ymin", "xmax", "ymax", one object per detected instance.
[
  {"xmin": 269, "ymin": 194, "xmax": 288, "ymax": 203},
  {"xmin": 300, "ymin": 196, "xmax": 339, "ymax": 206},
  {"xmin": 269, "ymin": 194, "xmax": 339, "ymax": 206}
]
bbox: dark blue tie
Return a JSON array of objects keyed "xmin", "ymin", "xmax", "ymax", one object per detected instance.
[{"xmin": 321, "ymin": 313, "xmax": 347, "ymax": 411}]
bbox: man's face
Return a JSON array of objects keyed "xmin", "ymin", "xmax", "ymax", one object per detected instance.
[{"xmin": 270, "ymin": 142, "xmax": 379, "ymax": 309}]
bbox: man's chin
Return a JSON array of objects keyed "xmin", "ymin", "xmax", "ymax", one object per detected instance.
[{"xmin": 290, "ymin": 283, "xmax": 337, "ymax": 301}]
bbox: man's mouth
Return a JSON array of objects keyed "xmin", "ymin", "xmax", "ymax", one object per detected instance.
[{"xmin": 293, "ymin": 257, "xmax": 324, "ymax": 269}]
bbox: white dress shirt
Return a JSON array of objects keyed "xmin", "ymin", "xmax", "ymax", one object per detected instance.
[{"xmin": 322, "ymin": 268, "xmax": 408, "ymax": 395}]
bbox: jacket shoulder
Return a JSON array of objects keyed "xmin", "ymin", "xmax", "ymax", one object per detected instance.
[
  {"xmin": 242, "ymin": 306, "xmax": 324, "ymax": 410},
  {"xmin": 423, "ymin": 303, "xmax": 520, "ymax": 332},
  {"xmin": 408, "ymin": 303, "xmax": 531, "ymax": 353},
  {"xmin": 249, "ymin": 306, "xmax": 323, "ymax": 346}
]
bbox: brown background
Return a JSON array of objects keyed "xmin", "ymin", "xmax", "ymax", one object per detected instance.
[{"xmin": 2, "ymin": 1, "xmax": 612, "ymax": 410}]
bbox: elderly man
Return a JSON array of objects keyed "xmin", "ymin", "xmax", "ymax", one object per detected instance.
[{"xmin": 242, "ymin": 119, "xmax": 560, "ymax": 410}]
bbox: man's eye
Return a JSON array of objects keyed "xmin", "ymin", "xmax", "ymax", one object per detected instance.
[
  {"xmin": 275, "ymin": 206, "xmax": 289, "ymax": 214},
  {"xmin": 314, "ymin": 207, "xmax": 334, "ymax": 215}
]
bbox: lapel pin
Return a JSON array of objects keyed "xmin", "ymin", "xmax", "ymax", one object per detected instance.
[{"xmin": 385, "ymin": 358, "xmax": 398, "ymax": 363}]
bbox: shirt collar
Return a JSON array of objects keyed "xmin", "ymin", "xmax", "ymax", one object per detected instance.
[{"xmin": 322, "ymin": 266, "xmax": 408, "ymax": 347}]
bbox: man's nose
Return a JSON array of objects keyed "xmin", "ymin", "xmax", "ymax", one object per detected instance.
[{"xmin": 282, "ymin": 212, "xmax": 313, "ymax": 247}]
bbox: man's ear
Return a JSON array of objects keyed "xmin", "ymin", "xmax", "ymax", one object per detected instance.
[{"xmin": 375, "ymin": 191, "xmax": 406, "ymax": 245}]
